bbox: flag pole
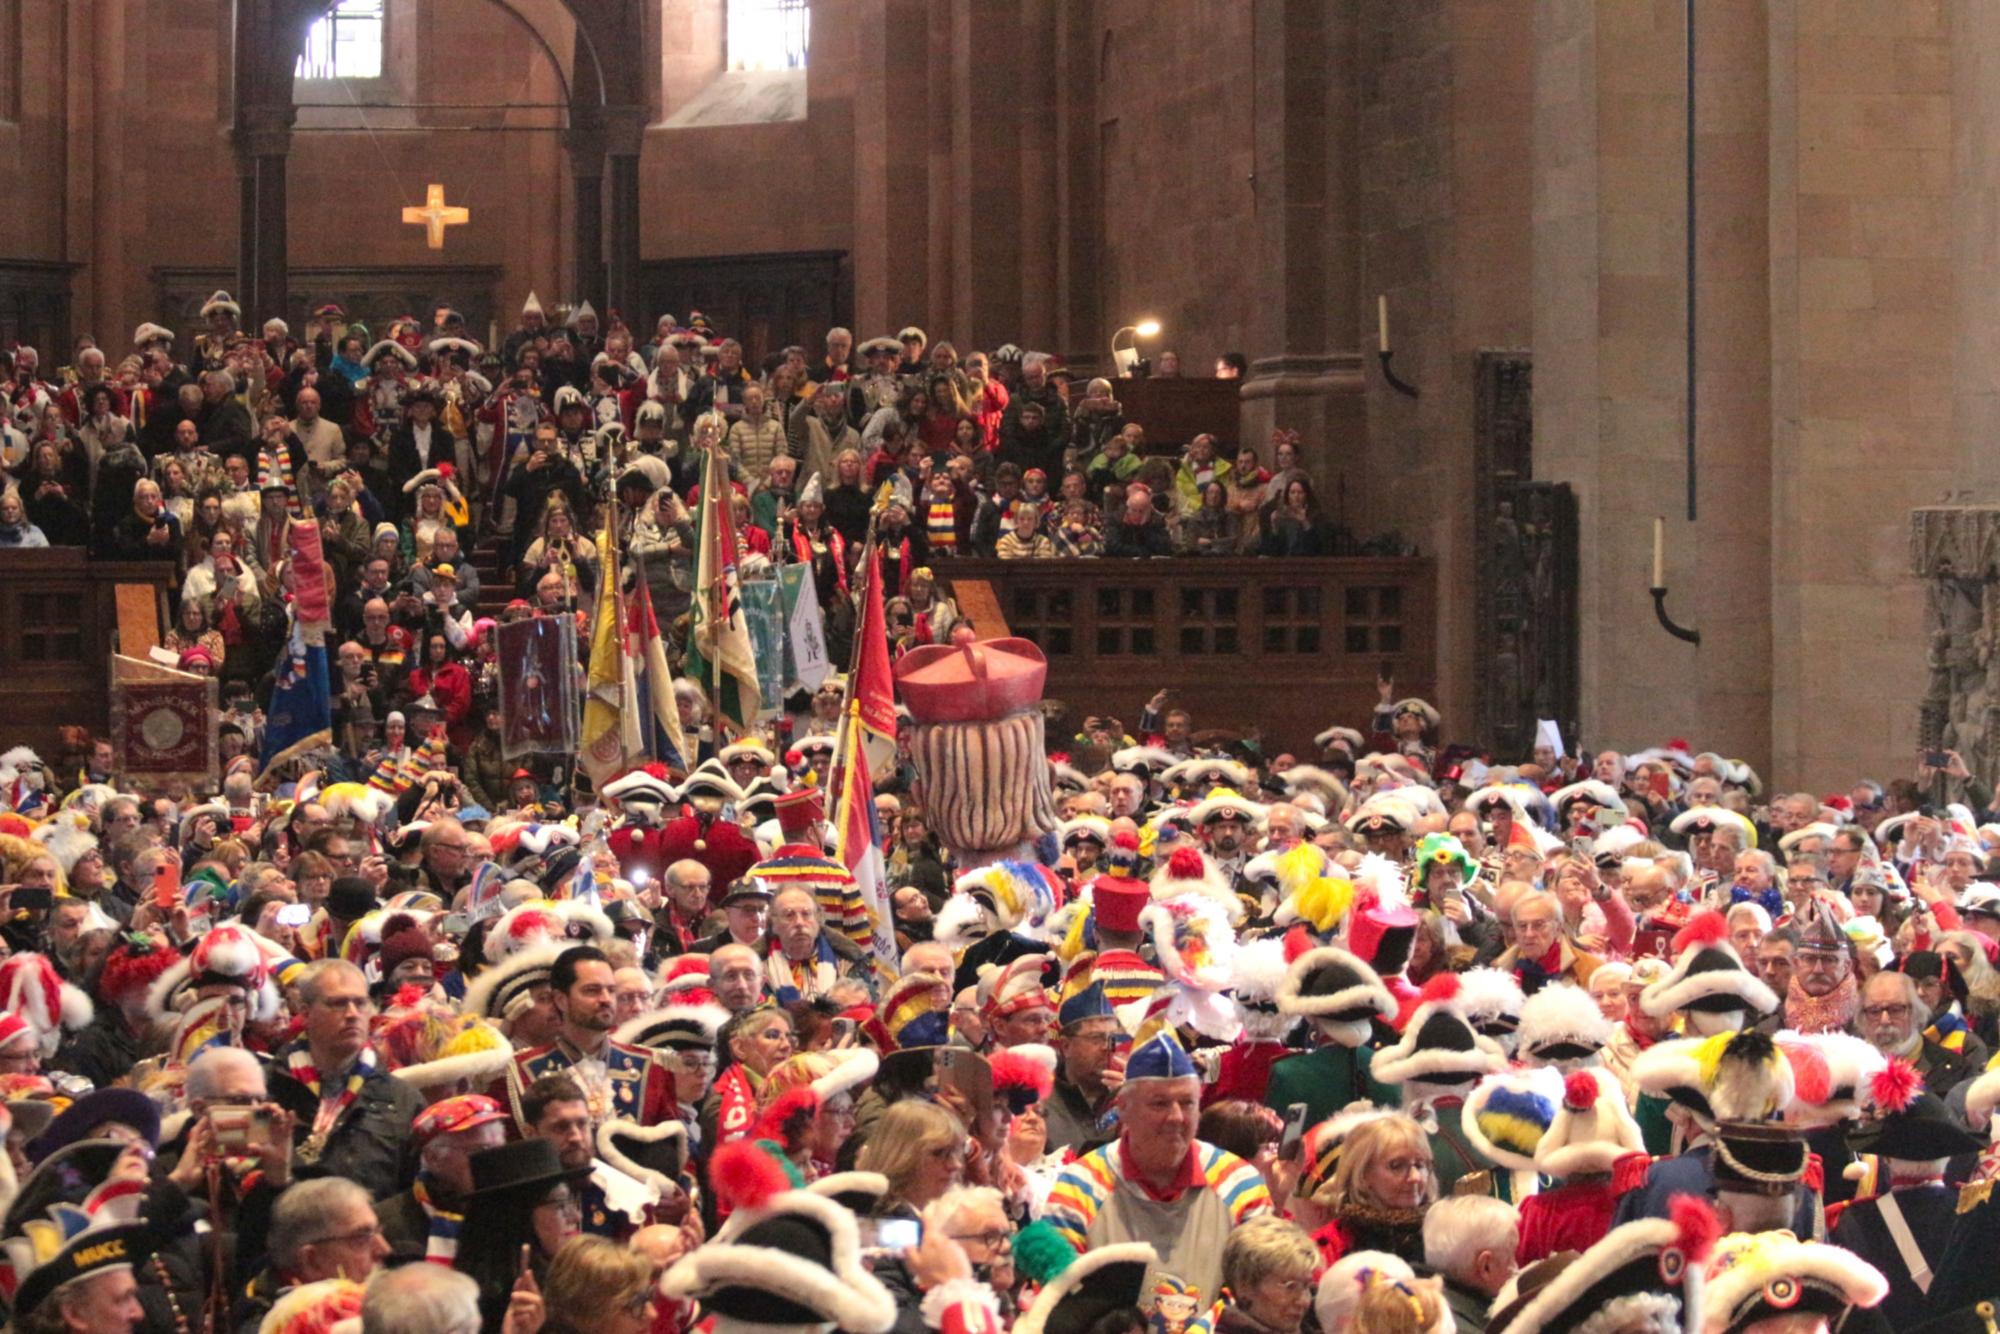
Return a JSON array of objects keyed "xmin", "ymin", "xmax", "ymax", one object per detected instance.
[{"xmin": 824, "ymin": 489, "xmax": 885, "ymax": 806}]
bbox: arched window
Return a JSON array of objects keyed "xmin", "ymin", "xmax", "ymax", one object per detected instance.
[
  {"xmin": 727, "ymin": 0, "xmax": 808, "ymax": 71},
  {"xmin": 296, "ymin": 0, "xmax": 386, "ymax": 81}
]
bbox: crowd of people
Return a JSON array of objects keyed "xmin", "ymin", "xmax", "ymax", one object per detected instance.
[
  {"xmin": 0, "ymin": 298, "xmax": 1984, "ymax": 1334},
  {"xmin": 0, "ymin": 668, "xmax": 1983, "ymax": 1334},
  {"xmin": 0, "ymin": 295, "xmax": 1336, "ymax": 708}
]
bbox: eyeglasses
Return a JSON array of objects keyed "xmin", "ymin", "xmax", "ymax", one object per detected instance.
[
  {"xmin": 310, "ymin": 1225, "xmax": 384, "ymax": 1248},
  {"xmin": 950, "ymin": 1230, "xmax": 1014, "ymax": 1252},
  {"xmin": 1860, "ymin": 1004, "xmax": 1912, "ymax": 1021}
]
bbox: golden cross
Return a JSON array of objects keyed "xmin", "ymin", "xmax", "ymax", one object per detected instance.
[{"xmin": 401, "ymin": 183, "xmax": 469, "ymax": 250}]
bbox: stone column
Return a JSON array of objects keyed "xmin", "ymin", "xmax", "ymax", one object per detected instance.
[
  {"xmin": 604, "ymin": 108, "xmax": 645, "ymax": 323},
  {"xmin": 568, "ymin": 108, "xmax": 607, "ymax": 306},
  {"xmin": 234, "ymin": 110, "xmax": 295, "ymax": 327},
  {"xmin": 1238, "ymin": 0, "xmax": 1365, "ymax": 508}
]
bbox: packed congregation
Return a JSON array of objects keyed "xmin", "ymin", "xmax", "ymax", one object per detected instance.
[{"xmin": 0, "ymin": 295, "xmax": 1984, "ymax": 1334}]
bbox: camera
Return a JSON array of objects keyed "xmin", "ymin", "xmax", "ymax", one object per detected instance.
[{"xmin": 207, "ymin": 1105, "xmax": 277, "ymax": 1155}]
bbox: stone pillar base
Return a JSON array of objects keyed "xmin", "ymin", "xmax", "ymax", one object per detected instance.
[{"xmin": 1239, "ymin": 352, "xmax": 1369, "ymax": 528}]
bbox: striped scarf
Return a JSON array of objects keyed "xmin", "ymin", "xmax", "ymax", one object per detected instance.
[
  {"xmin": 412, "ymin": 1175, "xmax": 464, "ymax": 1264},
  {"xmin": 925, "ymin": 499, "xmax": 958, "ymax": 552}
]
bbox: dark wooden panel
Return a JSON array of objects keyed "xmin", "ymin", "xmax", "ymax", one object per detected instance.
[
  {"xmin": 152, "ymin": 265, "xmax": 503, "ymax": 352},
  {"xmin": 638, "ymin": 250, "xmax": 849, "ymax": 374},
  {"xmin": 0, "ymin": 260, "xmax": 80, "ymax": 365},
  {"xmin": 940, "ymin": 556, "xmax": 1436, "ymax": 757},
  {"xmin": 1110, "ymin": 376, "xmax": 1242, "ymax": 455},
  {"xmin": 0, "ymin": 551, "xmax": 177, "ymax": 760}
]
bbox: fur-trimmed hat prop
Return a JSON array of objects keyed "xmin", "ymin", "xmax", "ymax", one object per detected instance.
[
  {"xmin": 1669, "ymin": 804, "xmax": 1758, "ymax": 850},
  {"xmin": 1517, "ymin": 982, "xmax": 1613, "ymax": 1070},
  {"xmin": 1230, "ymin": 937, "xmax": 1298, "ymax": 1042},
  {"xmin": 1484, "ymin": 1198, "xmax": 1722, "ymax": 1334},
  {"xmin": 1639, "ymin": 911, "xmax": 1776, "ymax": 1032},
  {"xmin": 1846, "ymin": 1058, "xmax": 1981, "ymax": 1162},
  {"xmin": 1535, "ymin": 1068, "xmax": 1643, "ymax": 1178},
  {"xmin": 1276, "ymin": 940, "xmax": 1398, "ymax": 1047},
  {"xmin": 460, "ymin": 944, "xmax": 560, "ymax": 1023},
  {"xmin": 658, "ymin": 1143, "xmax": 898, "ymax": 1334},
  {"xmin": 1549, "ymin": 780, "xmax": 1625, "ymax": 831},
  {"xmin": 1183, "ymin": 785, "xmax": 1265, "ymax": 828},
  {"xmin": 1109, "ymin": 744, "xmax": 1175, "ymax": 780},
  {"xmin": 1462, "ymin": 1066, "xmax": 1563, "ymax": 1175},
  {"xmin": 595, "ymin": 1117, "xmax": 689, "ymax": 1197},
  {"xmin": 1697, "ymin": 1231, "xmax": 1885, "ymax": 1334},
  {"xmin": 1132, "ymin": 893, "xmax": 1240, "ymax": 1041},
  {"xmin": 1012, "ymin": 1241, "xmax": 1157, "ymax": 1334},
  {"xmin": 1774, "ymin": 1031, "xmax": 1885, "ymax": 1128},
  {"xmin": 616, "ymin": 1000, "xmax": 730, "ymax": 1054},
  {"xmin": 0, "ymin": 955, "xmax": 90, "ymax": 1058},
  {"xmin": 1147, "ymin": 844, "xmax": 1245, "ymax": 925},
  {"xmin": 482, "ymin": 898, "xmax": 613, "ymax": 964},
  {"xmin": 1453, "ymin": 967, "xmax": 1527, "ymax": 1053},
  {"xmin": 1370, "ymin": 974, "xmax": 1508, "ymax": 1089},
  {"xmin": 1630, "ymin": 1029, "xmax": 1795, "ymax": 1130},
  {"xmin": 864, "ymin": 971, "xmax": 951, "ymax": 1052}
]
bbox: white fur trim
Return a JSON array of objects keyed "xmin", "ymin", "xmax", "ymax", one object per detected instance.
[
  {"xmin": 804, "ymin": 1172, "xmax": 888, "ymax": 1206},
  {"xmin": 1698, "ymin": 1236, "xmax": 1886, "ymax": 1333},
  {"xmin": 1491, "ymin": 1217, "xmax": 1680, "ymax": 1334},
  {"xmin": 1536, "ymin": 1068, "xmax": 1645, "ymax": 1178},
  {"xmin": 1460, "ymin": 1067, "xmax": 1564, "ymax": 1172},
  {"xmin": 615, "ymin": 1001, "xmax": 730, "ymax": 1050},
  {"xmin": 1454, "ymin": 967, "xmax": 1526, "ymax": 1027},
  {"xmin": 1517, "ymin": 983, "xmax": 1612, "ymax": 1062},
  {"xmin": 1369, "ymin": 1004, "xmax": 1508, "ymax": 1085},
  {"xmin": 461, "ymin": 944, "xmax": 560, "ymax": 1021},
  {"xmin": 1230, "ymin": 937, "xmax": 1293, "ymax": 1005},
  {"xmin": 1629, "ymin": 1037, "xmax": 1712, "ymax": 1117},
  {"xmin": 389, "ymin": 1044, "xmax": 514, "ymax": 1091},
  {"xmin": 660, "ymin": 1188, "xmax": 899, "ymax": 1334},
  {"xmin": 1014, "ymin": 1242, "xmax": 1158, "ymax": 1334},
  {"xmin": 810, "ymin": 1047, "xmax": 878, "ymax": 1101},
  {"xmin": 933, "ymin": 894, "xmax": 991, "ymax": 952},
  {"xmin": 1640, "ymin": 942, "xmax": 1777, "ymax": 1019},
  {"xmin": 596, "ymin": 1117, "xmax": 688, "ymax": 1194},
  {"xmin": 1275, "ymin": 946, "xmax": 1399, "ymax": 1022}
]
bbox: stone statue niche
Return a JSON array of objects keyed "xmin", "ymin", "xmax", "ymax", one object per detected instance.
[{"xmin": 1910, "ymin": 506, "xmax": 2000, "ymax": 792}]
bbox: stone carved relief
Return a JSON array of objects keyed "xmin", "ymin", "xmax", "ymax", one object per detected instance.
[
  {"xmin": 1474, "ymin": 351, "xmax": 1579, "ymax": 760},
  {"xmin": 1912, "ymin": 507, "xmax": 2000, "ymax": 787}
]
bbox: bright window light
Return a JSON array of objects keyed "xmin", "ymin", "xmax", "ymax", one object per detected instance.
[
  {"xmin": 727, "ymin": 0, "xmax": 809, "ymax": 72},
  {"xmin": 297, "ymin": 0, "xmax": 385, "ymax": 81}
]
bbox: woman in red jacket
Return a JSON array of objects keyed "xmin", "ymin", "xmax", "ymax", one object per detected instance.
[{"xmin": 406, "ymin": 631, "xmax": 475, "ymax": 749}]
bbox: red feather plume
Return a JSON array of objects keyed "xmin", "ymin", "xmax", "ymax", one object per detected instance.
[
  {"xmin": 1780, "ymin": 1040, "xmax": 1831, "ymax": 1107},
  {"xmin": 1563, "ymin": 1070, "xmax": 1599, "ymax": 1113},
  {"xmin": 1418, "ymin": 973, "xmax": 1461, "ymax": 1005},
  {"xmin": 1669, "ymin": 1194, "xmax": 1722, "ymax": 1265},
  {"xmin": 1672, "ymin": 910, "xmax": 1729, "ymax": 953},
  {"xmin": 1165, "ymin": 845, "xmax": 1208, "ymax": 881},
  {"xmin": 990, "ymin": 1049, "xmax": 1055, "ymax": 1103},
  {"xmin": 709, "ymin": 1139, "xmax": 792, "ymax": 1210},
  {"xmin": 1283, "ymin": 925, "xmax": 1316, "ymax": 964},
  {"xmin": 752, "ymin": 1086, "xmax": 823, "ymax": 1145},
  {"xmin": 1869, "ymin": 1058, "xmax": 1924, "ymax": 1115},
  {"xmin": 1112, "ymin": 829, "xmax": 1141, "ymax": 852}
]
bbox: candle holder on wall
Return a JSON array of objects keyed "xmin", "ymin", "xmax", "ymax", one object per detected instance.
[
  {"xmin": 1650, "ymin": 586, "xmax": 1701, "ymax": 646},
  {"xmin": 1378, "ymin": 350, "xmax": 1419, "ymax": 399}
]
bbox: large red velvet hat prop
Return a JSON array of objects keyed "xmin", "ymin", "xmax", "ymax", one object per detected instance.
[{"xmin": 896, "ymin": 639, "xmax": 1047, "ymax": 724}]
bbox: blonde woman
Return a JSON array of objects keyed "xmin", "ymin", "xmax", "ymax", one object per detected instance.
[
  {"xmin": 1313, "ymin": 1114, "xmax": 1436, "ymax": 1266},
  {"xmin": 856, "ymin": 1098, "xmax": 966, "ymax": 1220},
  {"xmin": 1216, "ymin": 1215, "xmax": 1318, "ymax": 1334},
  {"xmin": 539, "ymin": 1235, "xmax": 657, "ymax": 1334}
]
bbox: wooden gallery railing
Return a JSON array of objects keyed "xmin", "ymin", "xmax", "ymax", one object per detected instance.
[
  {"xmin": 0, "ymin": 550, "xmax": 176, "ymax": 754},
  {"xmin": 940, "ymin": 556, "xmax": 1436, "ymax": 758}
]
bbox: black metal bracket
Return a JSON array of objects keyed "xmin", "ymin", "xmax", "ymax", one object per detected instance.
[
  {"xmin": 1650, "ymin": 586, "xmax": 1700, "ymax": 646},
  {"xmin": 1378, "ymin": 349, "xmax": 1419, "ymax": 399}
]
